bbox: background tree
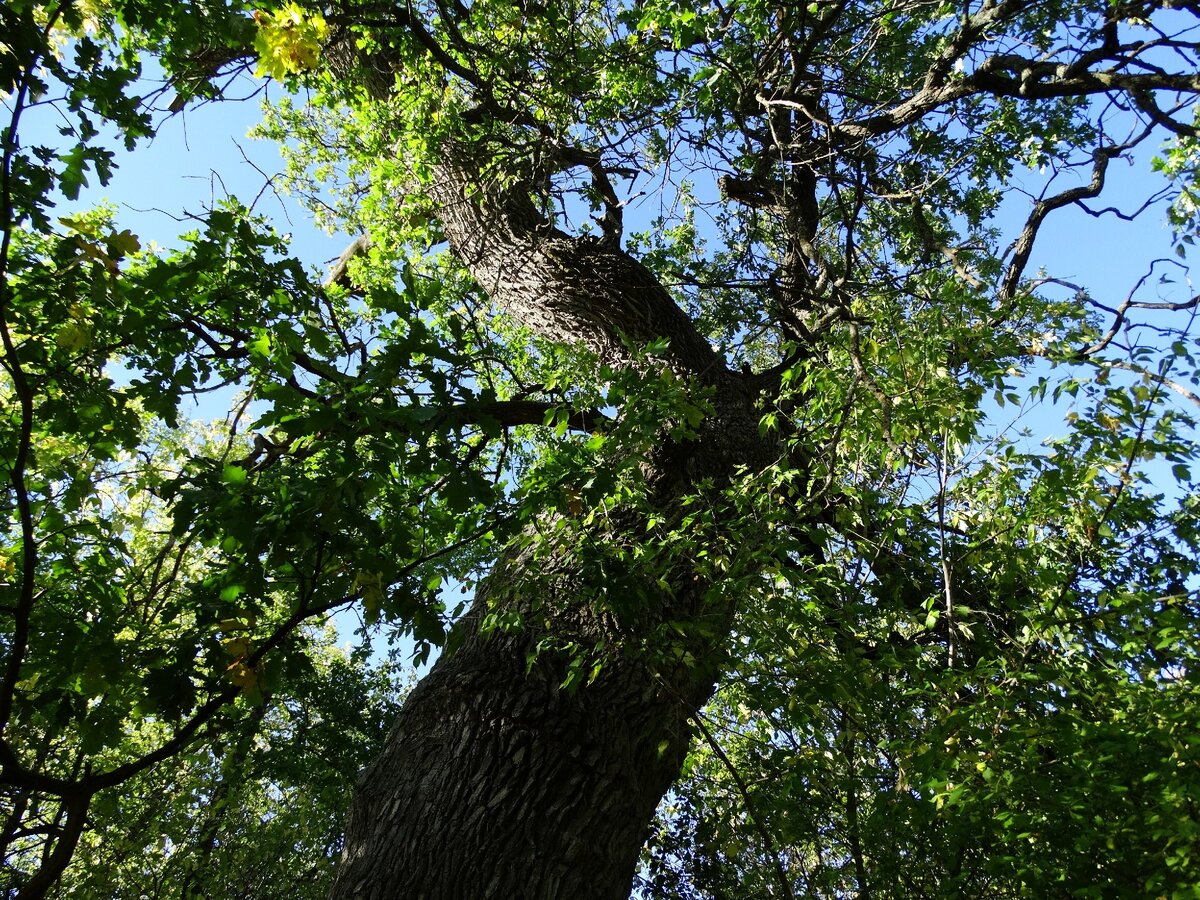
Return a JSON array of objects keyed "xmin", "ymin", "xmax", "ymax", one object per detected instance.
[
  {"xmin": 57, "ymin": 636, "xmax": 405, "ymax": 899},
  {"xmin": 4, "ymin": 0, "xmax": 1200, "ymax": 897}
]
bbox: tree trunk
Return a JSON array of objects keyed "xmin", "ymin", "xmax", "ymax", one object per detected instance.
[
  {"xmin": 330, "ymin": 137, "xmax": 775, "ymax": 897},
  {"xmin": 332, "ymin": 562, "xmax": 718, "ymax": 899},
  {"xmin": 332, "ymin": 504, "xmax": 751, "ymax": 899},
  {"xmin": 15, "ymin": 792, "xmax": 89, "ymax": 900}
]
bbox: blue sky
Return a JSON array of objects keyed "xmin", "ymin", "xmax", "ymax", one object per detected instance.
[
  {"xmin": 26, "ymin": 61, "xmax": 1192, "ymax": 367},
  {"xmin": 22, "ymin": 69, "xmax": 342, "ymax": 267}
]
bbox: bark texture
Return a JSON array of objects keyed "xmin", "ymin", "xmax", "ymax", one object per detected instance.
[
  {"xmin": 333, "ymin": 562, "xmax": 719, "ymax": 899},
  {"xmin": 330, "ymin": 132, "xmax": 775, "ymax": 897}
]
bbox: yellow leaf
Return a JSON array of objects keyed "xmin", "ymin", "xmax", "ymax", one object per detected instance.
[
  {"xmin": 105, "ymin": 228, "xmax": 141, "ymax": 258},
  {"xmin": 253, "ymin": 4, "xmax": 328, "ymax": 79},
  {"xmin": 227, "ymin": 659, "xmax": 258, "ymax": 693},
  {"xmin": 353, "ymin": 570, "xmax": 385, "ymax": 621},
  {"xmin": 59, "ymin": 214, "xmax": 101, "ymax": 237},
  {"xmin": 565, "ymin": 489, "xmax": 583, "ymax": 517}
]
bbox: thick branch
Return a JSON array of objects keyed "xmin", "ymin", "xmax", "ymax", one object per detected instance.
[
  {"xmin": 325, "ymin": 233, "xmax": 372, "ymax": 289},
  {"xmin": 440, "ymin": 398, "xmax": 608, "ymax": 432},
  {"xmin": 15, "ymin": 793, "xmax": 89, "ymax": 900},
  {"xmin": 427, "ymin": 150, "xmax": 724, "ymax": 379},
  {"xmin": 828, "ymin": 57, "xmax": 1200, "ymax": 147}
]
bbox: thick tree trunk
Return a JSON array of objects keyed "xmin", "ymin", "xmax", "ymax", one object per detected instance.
[
  {"xmin": 332, "ymin": 490, "xmax": 755, "ymax": 899},
  {"xmin": 331, "ymin": 137, "xmax": 773, "ymax": 898},
  {"xmin": 332, "ymin": 559, "xmax": 720, "ymax": 899}
]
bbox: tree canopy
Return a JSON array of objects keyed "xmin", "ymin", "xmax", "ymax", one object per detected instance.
[{"xmin": 3, "ymin": 0, "xmax": 1200, "ymax": 896}]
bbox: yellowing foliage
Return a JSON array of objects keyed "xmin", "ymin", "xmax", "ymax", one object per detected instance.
[
  {"xmin": 253, "ymin": 3, "xmax": 328, "ymax": 80},
  {"xmin": 226, "ymin": 659, "xmax": 260, "ymax": 694}
]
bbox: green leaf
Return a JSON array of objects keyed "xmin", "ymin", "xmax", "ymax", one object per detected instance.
[{"xmin": 222, "ymin": 464, "xmax": 248, "ymax": 484}]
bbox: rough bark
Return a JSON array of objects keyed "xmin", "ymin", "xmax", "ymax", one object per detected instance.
[
  {"xmin": 426, "ymin": 152, "xmax": 724, "ymax": 379},
  {"xmin": 333, "ymin": 552, "xmax": 723, "ymax": 899},
  {"xmin": 330, "ymin": 134, "xmax": 776, "ymax": 897}
]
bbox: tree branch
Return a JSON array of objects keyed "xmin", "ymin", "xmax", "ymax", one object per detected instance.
[
  {"xmin": 998, "ymin": 128, "xmax": 1152, "ymax": 306},
  {"xmin": 691, "ymin": 709, "xmax": 794, "ymax": 899}
]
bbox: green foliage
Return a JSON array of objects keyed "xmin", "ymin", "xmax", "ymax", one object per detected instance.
[
  {"xmin": 5, "ymin": 0, "xmax": 1200, "ymax": 895},
  {"xmin": 1, "ymin": 3, "xmax": 512, "ymax": 892},
  {"xmin": 252, "ymin": 3, "xmax": 328, "ymax": 81},
  {"xmin": 58, "ymin": 635, "xmax": 406, "ymax": 900},
  {"xmin": 640, "ymin": 351, "xmax": 1200, "ymax": 896}
]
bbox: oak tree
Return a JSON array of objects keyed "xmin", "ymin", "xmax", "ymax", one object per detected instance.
[{"xmin": 4, "ymin": 0, "xmax": 1200, "ymax": 897}]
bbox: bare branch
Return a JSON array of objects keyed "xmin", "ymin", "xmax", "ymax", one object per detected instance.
[{"xmin": 998, "ymin": 128, "xmax": 1152, "ymax": 305}]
